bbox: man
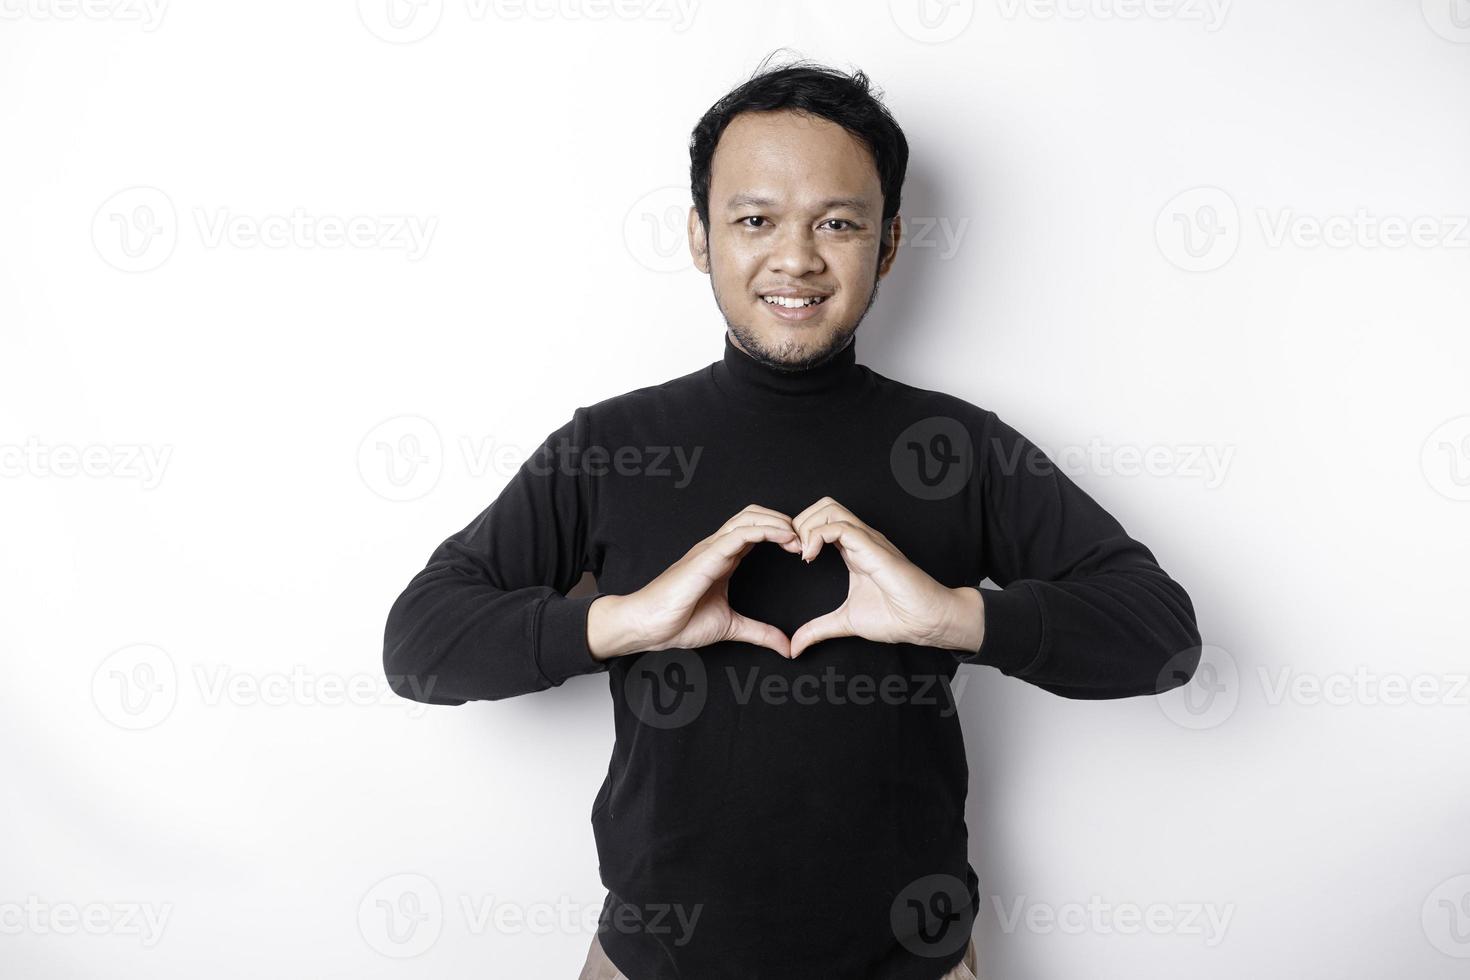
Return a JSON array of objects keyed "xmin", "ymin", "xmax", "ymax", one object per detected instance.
[{"xmin": 383, "ymin": 56, "xmax": 1201, "ymax": 980}]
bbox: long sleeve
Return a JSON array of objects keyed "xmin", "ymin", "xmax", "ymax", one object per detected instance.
[
  {"xmin": 382, "ymin": 408, "xmax": 609, "ymax": 705},
  {"xmin": 957, "ymin": 409, "xmax": 1202, "ymax": 699}
]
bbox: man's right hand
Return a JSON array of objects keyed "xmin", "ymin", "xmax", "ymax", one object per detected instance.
[{"xmin": 586, "ymin": 504, "xmax": 801, "ymax": 661}]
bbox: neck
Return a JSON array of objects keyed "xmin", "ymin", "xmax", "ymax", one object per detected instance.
[{"xmin": 711, "ymin": 330, "xmax": 868, "ymax": 414}]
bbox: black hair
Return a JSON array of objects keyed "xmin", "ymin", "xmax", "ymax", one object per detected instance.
[{"xmin": 689, "ymin": 51, "xmax": 910, "ymax": 263}]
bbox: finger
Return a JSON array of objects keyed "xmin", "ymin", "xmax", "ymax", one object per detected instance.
[
  {"xmin": 794, "ymin": 501, "xmax": 864, "ymax": 556},
  {"xmin": 725, "ymin": 522, "xmax": 803, "ymax": 563},
  {"xmin": 791, "ymin": 495, "xmax": 844, "ymax": 527},
  {"xmin": 797, "ymin": 508, "xmax": 898, "ymax": 561},
  {"xmin": 716, "ymin": 508, "xmax": 802, "ymax": 553},
  {"xmin": 721, "ymin": 503, "xmax": 795, "ymax": 531},
  {"xmin": 696, "ymin": 507, "xmax": 779, "ymax": 546},
  {"xmin": 737, "ymin": 503, "xmax": 796, "ymax": 521},
  {"xmin": 704, "ymin": 523, "xmax": 800, "ymax": 570},
  {"xmin": 800, "ymin": 519, "xmax": 869, "ymax": 563},
  {"xmin": 717, "ymin": 515, "xmax": 790, "ymax": 535},
  {"xmin": 714, "ymin": 505, "xmax": 799, "ymax": 552},
  {"xmin": 790, "ymin": 607, "xmax": 852, "ymax": 659},
  {"xmin": 799, "ymin": 499, "xmax": 858, "ymax": 537},
  {"xmin": 794, "ymin": 509, "xmax": 831, "ymax": 561},
  {"xmin": 726, "ymin": 611, "xmax": 791, "ymax": 659}
]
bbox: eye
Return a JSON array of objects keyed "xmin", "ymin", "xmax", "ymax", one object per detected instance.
[
  {"xmin": 739, "ymin": 216, "xmax": 768, "ymax": 228},
  {"xmin": 824, "ymin": 219, "xmax": 856, "ymax": 232}
]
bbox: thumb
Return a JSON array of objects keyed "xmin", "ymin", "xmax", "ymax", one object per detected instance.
[
  {"xmin": 726, "ymin": 612, "xmax": 791, "ymax": 659},
  {"xmin": 790, "ymin": 606, "xmax": 852, "ymax": 659}
]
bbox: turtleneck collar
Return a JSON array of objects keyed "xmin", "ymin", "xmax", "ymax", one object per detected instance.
[{"xmin": 710, "ymin": 332, "xmax": 870, "ymax": 414}]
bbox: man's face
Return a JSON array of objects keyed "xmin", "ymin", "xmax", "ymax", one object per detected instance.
[{"xmin": 689, "ymin": 109, "xmax": 902, "ymax": 371}]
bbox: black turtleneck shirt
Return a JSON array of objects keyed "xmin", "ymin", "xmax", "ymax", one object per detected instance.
[{"xmin": 382, "ymin": 333, "xmax": 1201, "ymax": 980}]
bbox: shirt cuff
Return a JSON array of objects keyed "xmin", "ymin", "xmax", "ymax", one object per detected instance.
[
  {"xmin": 966, "ymin": 582, "xmax": 1046, "ymax": 676},
  {"xmin": 533, "ymin": 591, "xmax": 612, "ymax": 686}
]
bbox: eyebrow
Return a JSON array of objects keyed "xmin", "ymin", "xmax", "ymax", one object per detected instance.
[{"xmin": 724, "ymin": 194, "xmax": 873, "ymax": 215}]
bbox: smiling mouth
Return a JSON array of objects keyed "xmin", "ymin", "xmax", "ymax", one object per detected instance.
[
  {"xmin": 758, "ymin": 294, "xmax": 830, "ymax": 322},
  {"xmin": 760, "ymin": 294, "xmax": 829, "ymax": 309}
]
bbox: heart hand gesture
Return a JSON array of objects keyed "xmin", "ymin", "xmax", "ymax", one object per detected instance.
[
  {"xmin": 787, "ymin": 496, "xmax": 976, "ymax": 659},
  {"xmin": 587, "ymin": 498, "xmax": 982, "ymax": 662}
]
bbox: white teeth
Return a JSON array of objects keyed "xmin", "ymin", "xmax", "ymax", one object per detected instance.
[{"xmin": 762, "ymin": 295, "xmax": 826, "ymax": 308}]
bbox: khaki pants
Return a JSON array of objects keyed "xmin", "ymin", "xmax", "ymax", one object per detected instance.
[{"xmin": 577, "ymin": 933, "xmax": 981, "ymax": 980}]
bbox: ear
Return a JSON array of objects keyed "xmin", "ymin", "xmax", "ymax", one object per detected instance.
[
  {"xmin": 688, "ymin": 205, "xmax": 710, "ymax": 273},
  {"xmin": 878, "ymin": 214, "xmax": 903, "ymax": 278}
]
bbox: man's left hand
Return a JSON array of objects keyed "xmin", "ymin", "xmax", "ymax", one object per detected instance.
[{"xmin": 787, "ymin": 496, "xmax": 985, "ymax": 659}]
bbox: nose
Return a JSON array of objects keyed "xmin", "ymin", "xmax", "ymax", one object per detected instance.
[{"xmin": 767, "ymin": 224, "xmax": 826, "ymax": 279}]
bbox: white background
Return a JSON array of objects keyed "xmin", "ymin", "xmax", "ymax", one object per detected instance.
[{"xmin": 3, "ymin": 1, "xmax": 1469, "ymax": 977}]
